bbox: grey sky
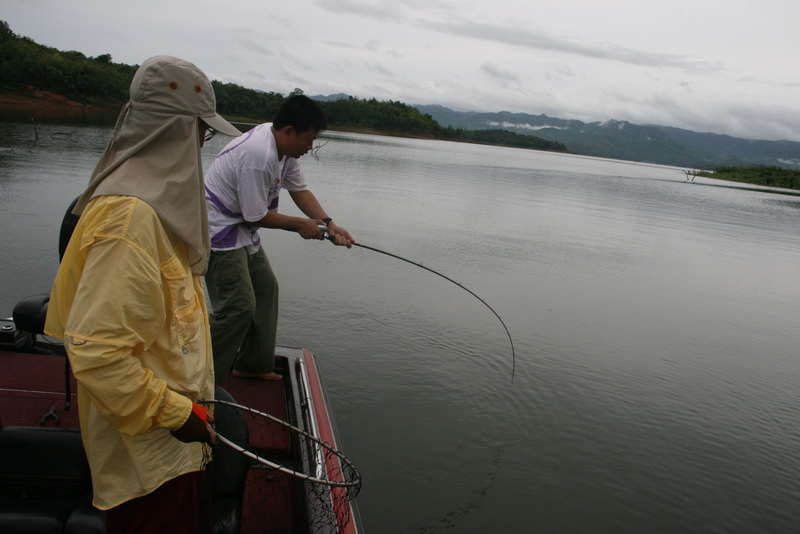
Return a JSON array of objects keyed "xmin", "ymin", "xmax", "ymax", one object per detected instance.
[{"xmin": 4, "ymin": 0, "xmax": 798, "ymax": 141}]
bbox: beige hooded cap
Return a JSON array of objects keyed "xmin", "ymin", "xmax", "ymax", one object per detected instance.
[{"xmin": 73, "ymin": 55, "xmax": 241, "ymax": 275}]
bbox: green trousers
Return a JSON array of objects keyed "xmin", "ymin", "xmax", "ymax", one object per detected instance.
[{"xmin": 205, "ymin": 246, "xmax": 278, "ymax": 383}]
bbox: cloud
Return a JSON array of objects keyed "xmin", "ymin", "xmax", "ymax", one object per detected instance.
[
  {"xmin": 421, "ymin": 19, "xmax": 723, "ymax": 73},
  {"xmin": 312, "ymin": 0, "xmax": 407, "ymax": 21},
  {"xmin": 322, "ymin": 40, "xmax": 368, "ymax": 51},
  {"xmin": 312, "ymin": 0, "xmax": 722, "ymax": 73},
  {"xmin": 363, "ymin": 61, "xmax": 395, "ymax": 77},
  {"xmin": 480, "ymin": 62, "xmax": 521, "ymax": 86},
  {"xmin": 237, "ymin": 37, "xmax": 274, "ymax": 57}
]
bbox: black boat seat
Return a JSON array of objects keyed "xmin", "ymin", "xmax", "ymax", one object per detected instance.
[
  {"xmin": 59, "ymin": 196, "xmax": 80, "ymax": 263},
  {"xmin": 12, "ymin": 293, "xmax": 50, "ymax": 336},
  {"xmin": 0, "ymin": 426, "xmax": 104, "ymax": 534},
  {"xmin": 0, "ymin": 391, "xmax": 247, "ymax": 534}
]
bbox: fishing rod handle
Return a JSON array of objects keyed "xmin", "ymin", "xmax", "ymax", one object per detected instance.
[{"xmin": 318, "ymin": 225, "xmax": 336, "ymax": 242}]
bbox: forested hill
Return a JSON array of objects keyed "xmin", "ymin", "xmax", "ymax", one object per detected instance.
[
  {"xmin": 0, "ymin": 21, "xmax": 137, "ymax": 107},
  {"xmin": 0, "ymin": 21, "xmax": 568, "ymax": 154}
]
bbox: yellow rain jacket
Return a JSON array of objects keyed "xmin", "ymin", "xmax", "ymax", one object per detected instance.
[{"xmin": 45, "ymin": 195, "xmax": 215, "ymax": 510}]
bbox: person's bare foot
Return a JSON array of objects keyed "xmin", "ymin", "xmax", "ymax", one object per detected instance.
[{"xmin": 231, "ymin": 369, "xmax": 283, "ymax": 381}]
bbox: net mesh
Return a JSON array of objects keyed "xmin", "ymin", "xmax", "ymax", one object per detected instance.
[{"xmin": 202, "ymin": 399, "xmax": 361, "ymax": 534}]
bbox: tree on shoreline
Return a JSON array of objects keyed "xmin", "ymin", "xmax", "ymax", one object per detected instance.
[{"xmin": 0, "ymin": 21, "xmax": 135, "ymax": 107}]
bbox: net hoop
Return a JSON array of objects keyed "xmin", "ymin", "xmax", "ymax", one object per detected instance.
[{"xmin": 197, "ymin": 397, "xmax": 361, "ymax": 490}]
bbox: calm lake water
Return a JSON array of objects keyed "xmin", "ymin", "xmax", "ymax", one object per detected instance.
[{"xmin": 2, "ymin": 118, "xmax": 800, "ymax": 533}]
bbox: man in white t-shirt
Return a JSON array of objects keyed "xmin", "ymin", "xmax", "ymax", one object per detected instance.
[{"xmin": 204, "ymin": 95, "xmax": 353, "ymax": 383}]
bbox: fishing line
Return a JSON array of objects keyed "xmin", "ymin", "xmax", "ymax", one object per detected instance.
[{"xmin": 320, "ymin": 228, "xmax": 516, "ymax": 380}]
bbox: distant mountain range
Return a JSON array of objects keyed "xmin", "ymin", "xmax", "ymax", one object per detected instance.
[
  {"xmin": 310, "ymin": 94, "xmax": 800, "ymax": 169},
  {"xmin": 413, "ymin": 105, "xmax": 800, "ymax": 169}
]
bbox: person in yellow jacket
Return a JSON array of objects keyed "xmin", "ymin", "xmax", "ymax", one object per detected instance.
[{"xmin": 44, "ymin": 55, "xmax": 241, "ymax": 534}]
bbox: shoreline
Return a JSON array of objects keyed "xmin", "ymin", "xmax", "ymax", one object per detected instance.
[
  {"xmin": 0, "ymin": 89, "xmax": 119, "ymax": 125},
  {"xmin": 0, "ymin": 90, "xmax": 567, "ymax": 153},
  {"xmin": 0, "ymin": 88, "xmax": 112, "ymax": 110},
  {"xmin": 2, "ymin": 92, "xmax": 796, "ymax": 193}
]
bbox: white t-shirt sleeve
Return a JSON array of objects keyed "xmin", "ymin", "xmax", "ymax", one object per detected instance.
[{"xmin": 282, "ymin": 158, "xmax": 308, "ymax": 192}]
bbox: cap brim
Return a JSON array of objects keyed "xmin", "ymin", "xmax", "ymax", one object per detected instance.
[{"xmin": 202, "ymin": 113, "xmax": 242, "ymax": 137}]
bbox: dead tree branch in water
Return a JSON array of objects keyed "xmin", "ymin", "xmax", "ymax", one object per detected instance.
[
  {"xmin": 682, "ymin": 169, "xmax": 700, "ymax": 181},
  {"xmin": 30, "ymin": 117, "xmax": 39, "ymax": 147},
  {"xmin": 311, "ymin": 140, "xmax": 328, "ymax": 161}
]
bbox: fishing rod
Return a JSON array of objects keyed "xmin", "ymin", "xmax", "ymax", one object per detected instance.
[{"xmin": 317, "ymin": 227, "xmax": 516, "ymax": 380}]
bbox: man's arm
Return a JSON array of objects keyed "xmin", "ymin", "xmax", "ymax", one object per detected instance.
[
  {"xmin": 253, "ymin": 190, "xmax": 353, "ymax": 245},
  {"xmin": 289, "ymin": 189, "xmax": 328, "ymax": 219},
  {"xmin": 253, "ymin": 206, "xmax": 323, "ymax": 239},
  {"xmin": 289, "ymin": 190, "xmax": 354, "ymax": 246}
]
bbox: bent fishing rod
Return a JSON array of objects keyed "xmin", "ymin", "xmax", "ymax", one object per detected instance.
[{"xmin": 315, "ymin": 226, "xmax": 516, "ymax": 380}]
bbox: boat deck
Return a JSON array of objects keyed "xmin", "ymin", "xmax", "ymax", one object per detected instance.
[
  {"xmin": 0, "ymin": 349, "xmax": 79, "ymax": 428},
  {"xmin": 0, "ymin": 344, "xmax": 288, "ymax": 432}
]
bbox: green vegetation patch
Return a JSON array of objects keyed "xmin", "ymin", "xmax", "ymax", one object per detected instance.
[{"xmin": 696, "ymin": 165, "xmax": 800, "ymax": 190}]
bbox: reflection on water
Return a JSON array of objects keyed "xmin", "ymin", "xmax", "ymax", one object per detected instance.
[{"xmin": 2, "ymin": 120, "xmax": 800, "ymax": 533}]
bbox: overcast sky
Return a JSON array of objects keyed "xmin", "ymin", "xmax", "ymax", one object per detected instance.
[{"xmin": 5, "ymin": 0, "xmax": 799, "ymax": 141}]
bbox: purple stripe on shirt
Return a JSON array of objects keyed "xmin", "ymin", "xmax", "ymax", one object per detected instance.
[
  {"xmin": 205, "ymin": 185, "xmax": 240, "ymax": 219},
  {"xmin": 250, "ymin": 227, "xmax": 261, "ymax": 247},
  {"xmin": 210, "ymin": 224, "xmax": 239, "ymax": 249},
  {"xmin": 206, "ymin": 186, "xmax": 245, "ymax": 249},
  {"xmin": 216, "ymin": 127, "xmax": 258, "ymax": 158}
]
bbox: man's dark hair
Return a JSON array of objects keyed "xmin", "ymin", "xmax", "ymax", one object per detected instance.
[{"xmin": 272, "ymin": 94, "xmax": 327, "ymax": 134}]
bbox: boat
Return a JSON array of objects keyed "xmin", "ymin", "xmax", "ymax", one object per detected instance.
[{"xmin": 0, "ymin": 204, "xmax": 363, "ymax": 534}]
